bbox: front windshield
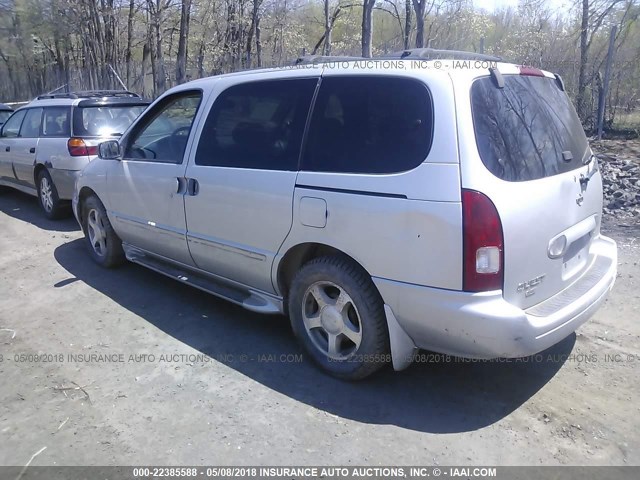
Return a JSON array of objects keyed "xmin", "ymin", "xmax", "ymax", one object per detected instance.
[{"xmin": 73, "ymin": 105, "xmax": 147, "ymax": 137}]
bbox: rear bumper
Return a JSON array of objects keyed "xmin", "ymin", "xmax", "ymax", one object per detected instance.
[
  {"xmin": 49, "ymin": 168, "xmax": 82, "ymax": 200},
  {"xmin": 374, "ymin": 235, "xmax": 617, "ymax": 360}
]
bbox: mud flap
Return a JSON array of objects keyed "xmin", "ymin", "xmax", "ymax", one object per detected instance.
[{"xmin": 384, "ymin": 304, "xmax": 418, "ymax": 371}]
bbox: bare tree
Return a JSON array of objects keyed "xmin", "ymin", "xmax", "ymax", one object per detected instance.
[
  {"xmin": 362, "ymin": 0, "xmax": 375, "ymax": 57},
  {"xmin": 0, "ymin": 0, "xmax": 637, "ymax": 130},
  {"xmin": 576, "ymin": 0, "xmax": 625, "ymax": 121},
  {"xmin": 312, "ymin": 1, "xmax": 345, "ymax": 55},
  {"xmin": 147, "ymin": 0, "xmax": 172, "ymax": 94},
  {"xmin": 246, "ymin": 0, "xmax": 263, "ymax": 68},
  {"xmin": 176, "ymin": 0, "xmax": 192, "ymax": 84},
  {"xmin": 126, "ymin": 0, "xmax": 136, "ymax": 88},
  {"xmin": 404, "ymin": 0, "xmax": 412, "ymax": 49}
]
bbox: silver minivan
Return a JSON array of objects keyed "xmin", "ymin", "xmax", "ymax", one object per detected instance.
[
  {"xmin": 73, "ymin": 51, "xmax": 618, "ymax": 379},
  {"xmin": 0, "ymin": 91, "xmax": 149, "ymax": 219}
]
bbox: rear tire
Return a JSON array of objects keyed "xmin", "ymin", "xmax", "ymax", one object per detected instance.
[
  {"xmin": 37, "ymin": 169, "xmax": 67, "ymax": 220},
  {"xmin": 288, "ymin": 255, "xmax": 390, "ymax": 380},
  {"xmin": 82, "ymin": 195, "xmax": 125, "ymax": 268}
]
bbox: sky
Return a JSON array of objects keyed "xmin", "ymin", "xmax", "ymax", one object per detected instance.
[{"xmin": 474, "ymin": 0, "xmax": 575, "ymax": 15}]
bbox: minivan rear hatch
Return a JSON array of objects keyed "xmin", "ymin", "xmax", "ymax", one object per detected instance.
[{"xmin": 465, "ymin": 70, "xmax": 602, "ymax": 310}]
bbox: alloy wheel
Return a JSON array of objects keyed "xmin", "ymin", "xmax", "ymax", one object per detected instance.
[
  {"xmin": 302, "ymin": 281, "xmax": 362, "ymax": 360},
  {"xmin": 40, "ymin": 176, "xmax": 53, "ymax": 212},
  {"xmin": 87, "ymin": 208, "xmax": 107, "ymax": 257}
]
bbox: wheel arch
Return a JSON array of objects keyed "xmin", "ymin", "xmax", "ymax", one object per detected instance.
[
  {"xmin": 76, "ymin": 186, "xmax": 100, "ymax": 230},
  {"xmin": 276, "ymin": 242, "xmax": 418, "ymax": 372},
  {"xmin": 276, "ymin": 242, "xmax": 370, "ymax": 300},
  {"xmin": 33, "ymin": 163, "xmax": 47, "ymax": 186}
]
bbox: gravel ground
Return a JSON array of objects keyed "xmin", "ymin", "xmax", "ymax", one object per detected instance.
[
  {"xmin": 0, "ymin": 179, "xmax": 639, "ymax": 467},
  {"xmin": 592, "ymin": 139, "xmax": 640, "ymax": 219}
]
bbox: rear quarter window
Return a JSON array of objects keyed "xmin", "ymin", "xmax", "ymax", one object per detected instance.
[
  {"xmin": 301, "ymin": 76, "xmax": 433, "ymax": 174},
  {"xmin": 471, "ymin": 75, "xmax": 588, "ymax": 182},
  {"xmin": 42, "ymin": 107, "xmax": 71, "ymax": 137}
]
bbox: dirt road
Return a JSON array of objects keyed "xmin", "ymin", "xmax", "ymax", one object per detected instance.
[{"xmin": 1, "ymin": 190, "xmax": 638, "ymax": 466}]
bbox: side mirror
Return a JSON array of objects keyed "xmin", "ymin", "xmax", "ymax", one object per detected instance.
[{"xmin": 98, "ymin": 140, "xmax": 121, "ymax": 160}]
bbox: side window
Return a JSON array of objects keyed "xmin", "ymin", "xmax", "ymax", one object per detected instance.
[
  {"xmin": 302, "ymin": 76, "xmax": 433, "ymax": 174},
  {"xmin": 0, "ymin": 110, "xmax": 26, "ymax": 138},
  {"xmin": 124, "ymin": 92, "xmax": 202, "ymax": 163},
  {"xmin": 42, "ymin": 107, "xmax": 71, "ymax": 137},
  {"xmin": 20, "ymin": 108, "xmax": 43, "ymax": 138},
  {"xmin": 195, "ymin": 78, "xmax": 317, "ymax": 170}
]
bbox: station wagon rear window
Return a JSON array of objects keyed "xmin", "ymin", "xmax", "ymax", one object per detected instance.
[
  {"xmin": 73, "ymin": 105, "xmax": 147, "ymax": 137},
  {"xmin": 471, "ymin": 75, "xmax": 588, "ymax": 182}
]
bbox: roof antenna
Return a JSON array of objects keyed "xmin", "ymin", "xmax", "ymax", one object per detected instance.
[{"xmin": 108, "ymin": 64, "xmax": 128, "ymax": 91}]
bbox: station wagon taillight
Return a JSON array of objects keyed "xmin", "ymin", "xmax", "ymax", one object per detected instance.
[
  {"xmin": 68, "ymin": 138, "xmax": 98, "ymax": 157},
  {"xmin": 462, "ymin": 189, "xmax": 504, "ymax": 292}
]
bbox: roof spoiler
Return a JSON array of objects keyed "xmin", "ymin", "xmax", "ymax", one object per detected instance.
[{"xmin": 382, "ymin": 48, "xmax": 501, "ymax": 62}]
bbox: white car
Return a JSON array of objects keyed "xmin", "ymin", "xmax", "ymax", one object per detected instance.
[
  {"xmin": 73, "ymin": 50, "xmax": 617, "ymax": 379},
  {"xmin": 0, "ymin": 91, "xmax": 150, "ymax": 219}
]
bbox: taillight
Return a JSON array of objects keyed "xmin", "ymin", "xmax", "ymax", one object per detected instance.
[
  {"xmin": 68, "ymin": 138, "xmax": 98, "ymax": 157},
  {"xmin": 462, "ymin": 189, "xmax": 504, "ymax": 292}
]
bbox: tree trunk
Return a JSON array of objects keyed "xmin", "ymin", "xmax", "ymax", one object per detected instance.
[
  {"xmin": 324, "ymin": 0, "xmax": 331, "ymax": 55},
  {"xmin": 245, "ymin": 0, "xmax": 261, "ymax": 68},
  {"xmin": 256, "ymin": 17, "xmax": 262, "ymax": 67},
  {"xmin": 413, "ymin": 0, "xmax": 426, "ymax": 48},
  {"xmin": 361, "ymin": 0, "xmax": 374, "ymax": 58},
  {"xmin": 176, "ymin": 0, "xmax": 192, "ymax": 84},
  {"xmin": 197, "ymin": 39, "xmax": 206, "ymax": 79},
  {"xmin": 404, "ymin": 0, "xmax": 412, "ymax": 50},
  {"xmin": 153, "ymin": 1, "xmax": 166, "ymax": 94},
  {"xmin": 141, "ymin": 41, "xmax": 151, "ymax": 97},
  {"xmin": 126, "ymin": 0, "xmax": 135, "ymax": 88},
  {"xmin": 577, "ymin": 0, "xmax": 589, "ymax": 121}
]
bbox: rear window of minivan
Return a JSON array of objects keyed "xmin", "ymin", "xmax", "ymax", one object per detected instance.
[{"xmin": 471, "ymin": 75, "xmax": 588, "ymax": 182}]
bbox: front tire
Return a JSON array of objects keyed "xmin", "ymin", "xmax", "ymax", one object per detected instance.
[
  {"xmin": 37, "ymin": 169, "xmax": 67, "ymax": 219},
  {"xmin": 288, "ymin": 255, "xmax": 390, "ymax": 380},
  {"xmin": 82, "ymin": 195, "xmax": 125, "ymax": 268}
]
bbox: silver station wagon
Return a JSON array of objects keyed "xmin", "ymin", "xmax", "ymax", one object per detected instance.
[
  {"xmin": 0, "ymin": 91, "xmax": 150, "ymax": 219},
  {"xmin": 73, "ymin": 50, "xmax": 618, "ymax": 379}
]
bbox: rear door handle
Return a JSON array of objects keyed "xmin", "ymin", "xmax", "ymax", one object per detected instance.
[
  {"xmin": 29, "ymin": 147, "xmax": 36, "ymax": 154},
  {"xmin": 186, "ymin": 178, "xmax": 199, "ymax": 196},
  {"xmin": 4, "ymin": 146, "xmax": 8, "ymax": 152}
]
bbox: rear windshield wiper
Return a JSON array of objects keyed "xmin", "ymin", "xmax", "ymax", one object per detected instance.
[
  {"xmin": 580, "ymin": 152, "xmax": 598, "ymax": 186},
  {"xmin": 582, "ymin": 152, "xmax": 595, "ymax": 165}
]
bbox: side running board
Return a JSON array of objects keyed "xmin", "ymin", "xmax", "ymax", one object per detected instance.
[{"xmin": 123, "ymin": 245, "xmax": 282, "ymax": 315}]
